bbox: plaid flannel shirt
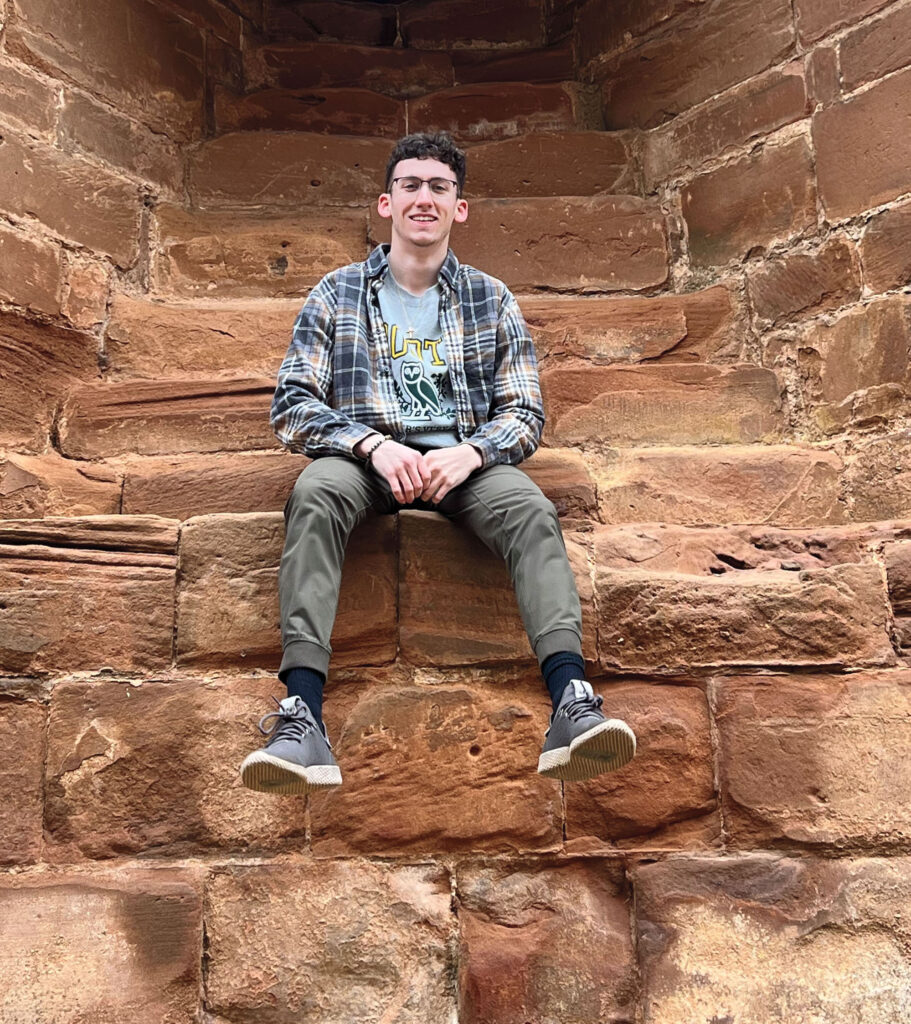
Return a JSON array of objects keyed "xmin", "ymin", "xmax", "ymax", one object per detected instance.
[{"xmin": 271, "ymin": 244, "xmax": 544, "ymax": 468}]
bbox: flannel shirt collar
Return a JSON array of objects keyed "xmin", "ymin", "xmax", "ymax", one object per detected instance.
[{"xmin": 365, "ymin": 244, "xmax": 460, "ymax": 292}]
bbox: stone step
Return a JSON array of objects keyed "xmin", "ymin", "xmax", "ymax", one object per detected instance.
[{"xmin": 185, "ymin": 130, "xmax": 638, "ymax": 210}]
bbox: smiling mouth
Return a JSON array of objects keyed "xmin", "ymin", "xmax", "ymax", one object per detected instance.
[{"xmin": 410, "ymin": 215, "xmax": 437, "ymax": 222}]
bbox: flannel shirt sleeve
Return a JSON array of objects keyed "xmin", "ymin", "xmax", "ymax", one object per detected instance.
[
  {"xmin": 270, "ymin": 275, "xmax": 377, "ymax": 459},
  {"xmin": 465, "ymin": 289, "xmax": 545, "ymax": 468}
]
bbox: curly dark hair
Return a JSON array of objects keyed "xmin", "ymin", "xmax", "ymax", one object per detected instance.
[{"xmin": 384, "ymin": 131, "xmax": 467, "ymax": 195}]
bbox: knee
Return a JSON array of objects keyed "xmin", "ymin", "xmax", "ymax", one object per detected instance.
[{"xmin": 285, "ymin": 458, "xmax": 365, "ymax": 521}]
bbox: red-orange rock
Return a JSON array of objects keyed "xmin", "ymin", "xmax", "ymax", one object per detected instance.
[
  {"xmin": 794, "ymin": 0, "xmax": 892, "ymax": 45},
  {"xmin": 453, "ymin": 44, "xmax": 573, "ymax": 85},
  {"xmin": 62, "ymin": 255, "xmax": 110, "ymax": 329},
  {"xmin": 0, "ymin": 451, "xmax": 120, "ymax": 518},
  {"xmin": 683, "ymin": 137, "xmax": 816, "ymax": 266},
  {"xmin": 806, "ymin": 45, "xmax": 840, "ymax": 106},
  {"xmin": 0, "ymin": 54, "xmax": 56, "ymax": 136},
  {"xmin": 0, "ymin": 867, "xmax": 202, "ymax": 1023},
  {"xmin": 0, "ymin": 220, "xmax": 62, "ymax": 315},
  {"xmin": 155, "ymin": 0, "xmax": 242, "ymax": 45},
  {"xmin": 310, "ymin": 673, "xmax": 561, "ymax": 856},
  {"xmin": 577, "ymin": 0, "xmax": 703, "ymax": 66},
  {"xmin": 401, "ymin": 0, "xmax": 544, "ymax": 49},
  {"xmin": 459, "ymin": 859, "xmax": 637, "ymax": 1024},
  {"xmin": 840, "ymin": 3, "xmax": 911, "ymax": 89},
  {"xmin": 265, "ymin": 1, "xmax": 398, "ymax": 45},
  {"xmin": 519, "ymin": 447, "xmax": 598, "ymax": 524},
  {"xmin": 844, "ymin": 431, "xmax": 911, "ymax": 520},
  {"xmin": 0, "ymin": 697, "xmax": 45, "ymax": 864},
  {"xmin": 716, "ymin": 671, "xmax": 911, "ymax": 849},
  {"xmin": 860, "ymin": 199, "xmax": 911, "ymax": 292}
]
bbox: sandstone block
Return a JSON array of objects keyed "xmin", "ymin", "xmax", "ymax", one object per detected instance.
[
  {"xmin": 577, "ymin": 0, "xmax": 704, "ymax": 66},
  {"xmin": 814, "ymin": 67, "xmax": 911, "ymax": 220},
  {"xmin": 458, "ymin": 860, "xmax": 637, "ymax": 1024},
  {"xmin": 155, "ymin": 204, "xmax": 368, "ymax": 297},
  {"xmin": 806, "ymin": 45, "xmax": 840, "ymax": 107},
  {"xmin": 206, "ymin": 861, "xmax": 455, "ymax": 1024},
  {"xmin": 860, "ymin": 199, "xmax": 911, "ymax": 292},
  {"xmin": 746, "ymin": 237, "xmax": 861, "ymax": 325},
  {"xmin": 265, "ymin": 1, "xmax": 398, "ymax": 45},
  {"xmin": 541, "ymin": 363, "xmax": 783, "ymax": 447},
  {"xmin": 399, "ymin": 510, "xmax": 596, "ymax": 665},
  {"xmin": 410, "ymin": 83, "xmax": 576, "ymax": 143},
  {"xmin": 602, "ymin": 0, "xmax": 795, "ymax": 129},
  {"xmin": 845, "ymin": 431, "xmax": 911, "ymax": 520},
  {"xmin": 795, "ymin": 0, "xmax": 892, "ymax": 45},
  {"xmin": 310, "ymin": 674, "xmax": 561, "ymax": 856},
  {"xmin": 44, "ymin": 675, "xmax": 311, "ymax": 859},
  {"xmin": 0, "ymin": 310, "xmax": 97, "ymax": 452},
  {"xmin": 0, "ymin": 867, "xmax": 202, "ymax": 1023},
  {"xmin": 634, "ymin": 854, "xmax": 911, "ymax": 1023},
  {"xmin": 0, "ymin": 515, "xmax": 177, "ymax": 674},
  {"xmin": 597, "ymin": 445, "xmax": 845, "ymax": 526},
  {"xmin": 683, "ymin": 137, "xmax": 816, "ymax": 267},
  {"xmin": 155, "ymin": 0, "xmax": 242, "ymax": 45},
  {"xmin": 187, "ymin": 132, "xmax": 389, "ymax": 208},
  {"xmin": 59, "ymin": 377, "xmax": 276, "ymax": 458},
  {"xmin": 104, "ymin": 295, "xmax": 300, "ymax": 377},
  {"xmin": 8, "ymin": 0, "xmax": 205, "ymax": 140},
  {"xmin": 62, "ymin": 255, "xmax": 110, "ymax": 329},
  {"xmin": 453, "ymin": 44, "xmax": 573, "ymax": 86},
  {"xmin": 0, "ymin": 128, "xmax": 142, "ymax": 266},
  {"xmin": 596, "ymin": 562, "xmax": 895, "ymax": 672},
  {"xmin": 0, "ymin": 451, "xmax": 121, "ymax": 518},
  {"xmin": 643, "ymin": 64, "xmax": 808, "ymax": 186},
  {"xmin": 121, "ymin": 451, "xmax": 307, "ymax": 519},
  {"xmin": 0, "ymin": 698, "xmax": 45, "ymax": 864},
  {"xmin": 522, "ymin": 285, "xmax": 736, "ymax": 364},
  {"xmin": 840, "ymin": 3, "xmax": 911, "ymax": 90},
  {"xmin": 884, "ymin": 540, "xmax": 911, "ymax": 620},
  {"xmin": 0, "ymin": 55, "xmax": 56, "ymax": 136},
  {"xmin": 0, "ymin": 220, "xmax": 62, "ymax": 315},
  {"xmin": 519, "ymin": 447, "xmax": 598, "ymax": 524},
  {"xmin": 176, "ymin": 512, "xmax": 396, "ymax": 669},
  {"xmin": 716, "ymin": 671, "xmax": 911, "ymax": 849},
  {"xmin": 564, "ymin": 680, "xmax": 719, "ymax": 848},
  {"xmin": 401, "ymin": 0, "xmax": 543, "ymax": 49},
  {"xmin": 467, "ymin": 131, "xmax": 634, "ymax": 197},
  {"xmin": 215, "ymin": 85, "xmax": 406, "ymax": 137}
]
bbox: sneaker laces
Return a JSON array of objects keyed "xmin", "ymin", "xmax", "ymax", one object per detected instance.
[
  {"xmin": 559, "ymin": 691, "xmax": 603, "ymax": 722},
  {"xmin": 257, "ymin": 697, "xmax": 317, "ymax": 743}
]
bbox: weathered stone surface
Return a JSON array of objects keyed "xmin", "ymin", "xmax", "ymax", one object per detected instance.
[
  {"xmin": 541, "ymin": 363, "xmax": 783, "ymax": 447},
  {"xmin": 845, "ymin": 432, "xmax": 911, "ymax": 521},
  {"xmin": 861, "ymin": 199, "xmax": 911, "ymax": 292},
  {"xmin": 0, "ymin": 513, "xmax": 178, "ymax": 552},
  {"xmin": 795, "ymin": 0, "xmax": 892, "ymax": 46},
  {"xmin": 596, "ymin": 562, "xmax": 895, "ymax": 672},
  {"xmin": 8, "ymin": 0, "xmax": 205, "ymax": 140},
  {"xmin": 458, "ymin": 860, "xmax": 637, "ymax": 1024},
  {"xmin": 0, "ymin": 310, "xmax": 98, "ymax": 452},
  {"xmin": 176, "ymin": 512, "xmax": 396, "ymax": 669},
  {"xmin": 58, "ymin": 88, "xmax": 183, "ymax": 192},
  {"xmin": 59, "ymin": 377, "xmax": 276, "ymax": 458},
  {"xmin": 814, "ymin": 67, "xmax": 911, "ymax": 221},
  {"xmin": 0, "ymin": 517, "xmax": 177, "ymax": 674},
  {"xmin": 0, "ymin": 220, "xmax": 62, "ymax": 315},
  {"xmin": 683, "ymin": 137, "xmax": 816, "ymax": 267},
  {"xmin": 746, "ymin": 237, "xmax": 861, "ymax": 325},
  {"xmin": 62, "ymin": 254, "xmax": 110, "ymax": 329},
  {"xmin": 716, "ymin": 671, "xmax": 911, "ymax": 849},
  {"xmin": 155, "ymin": 203, "xmax": 367, "ymax": 297},
  {"xmin": 602, "ymin": 0, "xmax": 795, "ymax": 130},
  {"xmin": 634, "ymin": 854, "xmax": 911, "ymax": 1023},
  {"xmin": 643, "ymin": 64, "xmax": 808, "ymax": 186},
  {"xmin": 215, "ymin": 85, "xmax": 406, "ymax": 137},
  {"xmin": 453, "ymin": 44, "xmax": 573, "ymax": 85},
  {"xmin": 564, "ymin": 680, "xmax": 719, "ymax": 848},
  {"xmin": 466, "ymin": 131, "xmax": 634, "ymax": 197},
  {"xmin": 523, "ymin": 285, "xmax": 737, "ymax": 364},
  {"xmin": 399, "ymin": 510, "xmax": 596, "ymax": 665},
  {"xmin": 0, "ymin": 698, "xmax": 44, "ymax": 864},
  {"xmin": 206, "ymin": 861, "xmax": 455, "ymax": 1024},
  {"xmin": 410, "ymin": 83, "xmax": 576, "ymax": 143},
  {"xmin": 0, "ymin": 128, "xmax": 142, "ymax": 266},
  {"xmin": 187, "ymin": 131, "xmax": 389, "ymax": 208},
  {"xmin": 885, "ymin": 541, "xmax": 911, "ymax": 648},
  {"xmin": 841, "ymin": 3, "xmax": 911, "ymax": 90},
  {"xmin": 401, "ymin": 0, "xmax": 543, "ymax": 49},
  {"xmin": 156, "ymin": 0, "xmax": 242, "ymax": 45},
  {"xmin": 806, "ymin": 45, "xmax": 840, "ymax": 107},
  {"xmin": 0, "ymin": 867, "xmax": 202, "ymax": 1023},
  {"xmin": 519, "ymin": 447, "xmax": 598, "ymax": 524},
  {"xmin": 0, "ymin": 451, "xmax": 120, "ymax": 518},
  {"xmin": 105, "ymin": 295, "xmax": 299, "ymax": 377},
  {"xmin": 252, "ymin": 41, "xmax": 453, "ymax": 97},
  {"xmin": 577, "ymin": 0, "xmax": 705, "ymax": 66},
  {"xmin": 265, "ymin": 0, "xmax": 398, "ymax": 45},
  {"xmin": 44, "ymin": 675, "xmax": 310, "ymax": 859},
  {"xmin": 597, "ymin": 445, "xmax": 845, "ymax": 526},
  {"xmin": 0, "ymin": 55, "xmax": 56, "ymax": 136},
  {"xmin": 310, "ymin": 673, "xmax": 561, "ymax": 855}
]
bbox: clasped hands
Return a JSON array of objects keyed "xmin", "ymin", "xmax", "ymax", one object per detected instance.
[{"xmin": 354, "ymin": 436, "xmax": 482, "ymax": 504}]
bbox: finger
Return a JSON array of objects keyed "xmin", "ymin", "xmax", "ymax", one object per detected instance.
[
  {"xmin": 398, "ymin": 470, "xmax": 416, "ymax": 503},
  {"xmin": 417, "ymin": 458, "xmax": 433, "ymax": 486}
]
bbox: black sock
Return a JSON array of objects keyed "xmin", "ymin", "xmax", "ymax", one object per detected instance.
[
  {"xmin": 283, "ymin": 667, "xmax": 326, "ymax": 728},
  {"xmin": 541, "ymin": 651, "xmax": 586, "ymax": 710}
]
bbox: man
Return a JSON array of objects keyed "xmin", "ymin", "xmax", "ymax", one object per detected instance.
[{"xmin": 240, "ymin": 131, "xmax": 636, "ymax": 795}]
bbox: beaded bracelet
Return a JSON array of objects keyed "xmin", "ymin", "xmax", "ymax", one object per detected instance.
[{"xmin": 364, "ymin": 434, "xmax": 391, "ymax": 464}]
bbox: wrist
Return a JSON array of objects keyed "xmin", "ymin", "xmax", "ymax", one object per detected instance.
[{"xmin": 362, "ymin": 434, "xmax": 392, "ymax": 465}]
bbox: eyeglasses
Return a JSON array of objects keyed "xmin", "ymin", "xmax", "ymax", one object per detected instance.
[{"xmin": 390, "ymin": 176, "xmax": 460, "ymax": 196}]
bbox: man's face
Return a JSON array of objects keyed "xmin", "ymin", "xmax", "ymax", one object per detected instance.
[{"xmin": 377, "ymin": 156, "xmax": 468, "ymax": 250}]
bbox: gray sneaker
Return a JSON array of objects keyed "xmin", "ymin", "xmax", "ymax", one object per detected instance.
[
  {"xmin": 537, "ymin": 679, "xmax": 636, "ymax": 781},
  {"xmin": 240, "ymin": 695, "xmax": 342, "ymax": 795}
]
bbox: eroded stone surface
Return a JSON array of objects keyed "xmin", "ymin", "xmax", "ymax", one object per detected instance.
[
  {"xmin": 845, "ymin": 432, "xmax": 911, "ymax": 520},
  {"xmin": 860, "ymin": 199, "xmax": 911, "ymax": 292},
  {"xmin": 0, "ymin": 697, "xmax": 45, "ymax": 864},
  {"xmin": 0, "ymin": 220, "xmax": 62, "ymax": 315},
  {"xmin": 0, "ymin": 451, "xmax": 121, "ymax": 518}
]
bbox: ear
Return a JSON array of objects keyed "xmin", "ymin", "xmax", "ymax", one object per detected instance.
[
  {"xmin": 377, "ymin": 192, "xmax": 392, "ymax": 220},
  {"xmin": 454, "ymin": 197, "xmax": 468, "ymax": 224}
]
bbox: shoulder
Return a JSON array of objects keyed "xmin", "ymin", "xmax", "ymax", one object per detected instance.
[{"xmin": 454, "ymin": 263, "xmax": 514, "ymax": 307}]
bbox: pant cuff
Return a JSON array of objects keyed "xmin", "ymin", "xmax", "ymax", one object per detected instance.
[
  {"xmin": 533, "ymin": 628, "xmax": 583, "ymax": 668},
  {"xmin": 279, "ymin": 639, "xmax": 331, "ymax": 681}
]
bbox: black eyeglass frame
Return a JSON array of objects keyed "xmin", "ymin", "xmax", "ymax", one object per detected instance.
[{"xmin": 389, "ymin": 176, "xmax": 462, "ymax": 196}]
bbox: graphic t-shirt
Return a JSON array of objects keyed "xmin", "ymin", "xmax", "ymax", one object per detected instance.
[{"xmin": 378, "ymin": 274, "xmax": 460, "ymax": 449}]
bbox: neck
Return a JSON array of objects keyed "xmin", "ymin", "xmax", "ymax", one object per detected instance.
[{"xmin": 386, "ymin": 240, "xmax": 448, "ymax": 294}]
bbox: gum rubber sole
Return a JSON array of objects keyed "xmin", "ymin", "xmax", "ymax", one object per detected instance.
[
  {"xmin": 240, "ymin": 751, "xmax": 342, "ymax": 795},
  {"xmin": 537, "ymin": 719, "xmax": 636, "ymax": 781}
]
